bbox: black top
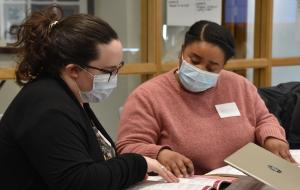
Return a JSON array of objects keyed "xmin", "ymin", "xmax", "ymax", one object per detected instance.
[
  {"xmin": 258, "ymin": 82, "xmax": 300, "ymax": 149},
  {"xmin": 0, "ymin": 76, "xmax": 147, "ymax": 190}
]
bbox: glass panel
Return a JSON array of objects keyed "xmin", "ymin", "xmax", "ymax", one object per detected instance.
[
  {"xmin": 223, "ymin": 0, "xmax": 255, "ymax": 59},
  {"xmin": 2, "ymin": 3, "xmax": 26, "ymax": 44},
  {"xmin": 0, "ymin": 80, "xmax": 21, "ymax": 114},
  {"xmin": 0, "ymin": 0, "xmax": 84, "ymax": 45},
  {"xmin": 272, "ymin": 66, "xmax": 300, "ymax": 85},
  {"xmin": 161, "ymin": 0, "xmax": 255, "ymax": 63},
  {"xmin": 94, "ymin": 0, "xmax": 142, "ymax": 64},
  {"xmin": 90, "ymin": 75, "xmax": 141, "ymax": 140},
  {"xmin": 272, "ymin": 0, "xmax": 300, "ymax": 57},
  {"xmin": 92, "ymin": 1, "xmax": 143, "ymax": 138},
  {"xmin": 31, "ymin": 4, "xmax": 79, "ymax": 16}
]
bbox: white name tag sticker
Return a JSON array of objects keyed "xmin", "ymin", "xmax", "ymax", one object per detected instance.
[{"xmin": 215, "ymin": 102, "xmax": 241, "ymax": 118}]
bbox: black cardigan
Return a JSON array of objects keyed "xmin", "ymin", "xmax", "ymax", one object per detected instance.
[{"xmin": 0, "ymin": 76, "xmax": 147, "ymax": 190}]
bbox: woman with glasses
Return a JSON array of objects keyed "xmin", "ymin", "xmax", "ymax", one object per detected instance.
[
  {"xmin": 0, "ymin": 6, "xmax": 178, "ymax": 190},
  {"xmin": 116, "ymin": 20, "xmax": 296, "ymax": 177}
]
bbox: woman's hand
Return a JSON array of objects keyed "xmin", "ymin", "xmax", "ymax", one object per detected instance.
[
  {"xmin": 143, "ymin": 156, "xmax": 179, "ymax": 183},
  {"xmin": 263, "ymin": 137, "xmax": 297, "ymax": 163},
  {"xmin": 157, "ymin": 149, "xmax": 194, "ymax": 178}
]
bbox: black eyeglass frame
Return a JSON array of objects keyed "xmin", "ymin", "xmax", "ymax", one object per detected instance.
[{"xmin": 83, "ymin": 61, "xmax": 124, "ymax": 82}]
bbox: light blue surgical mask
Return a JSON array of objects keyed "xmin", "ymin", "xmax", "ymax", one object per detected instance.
[
  {"xmin": 178, "ymin": 59, "xmax": 219, "ymax": 92},
  {"xmin": 80, "ymin": 74, "xmax": 117, "ymax": 103}
]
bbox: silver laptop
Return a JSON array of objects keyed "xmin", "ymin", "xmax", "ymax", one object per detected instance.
[{"xmin": 224, "ymin": 142, "xmax": 300, "ymax": 190}]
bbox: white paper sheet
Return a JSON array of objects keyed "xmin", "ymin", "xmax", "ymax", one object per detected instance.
[{"xmin": 167, "ymin": 0, "xmax": 222, "ymax": 26}]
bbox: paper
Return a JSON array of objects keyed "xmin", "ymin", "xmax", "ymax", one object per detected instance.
[
  {"xmin": 215, "ymin": 102, "xmax": 241, "ymax": 118},
  {"xmin": 126, "ymin": 175, "xmax": 234, "ymax": 190},
  {"xmin": 290, "ymin": 149, "xmax": 300, "ymax": 164},
  {"xmin": 205, "ymin": 165, "xmax": 246, "ymax": 176},
  {"xmin": 167, "ymin": 0, "xmax": 222, "ymax": 26}
]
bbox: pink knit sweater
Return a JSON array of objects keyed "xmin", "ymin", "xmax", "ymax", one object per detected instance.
[{"xmin": 116, "ymin": 69, "xmax": 286, "ymax": 174}]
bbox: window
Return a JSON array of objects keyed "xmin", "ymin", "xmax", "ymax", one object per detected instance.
[{"xmin": 0, "ymin": 0, "xmax": 87, "ymax": 45}]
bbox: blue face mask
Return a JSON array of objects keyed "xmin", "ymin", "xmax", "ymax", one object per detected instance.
[{"xmin": 178, "ymin": 59, "xmax": 219, "ymax": 92}]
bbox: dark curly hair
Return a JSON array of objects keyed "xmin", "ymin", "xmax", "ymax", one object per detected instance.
[{"xmin": 14, "ymin": 5, "xmax": 118, "ymax": 86}]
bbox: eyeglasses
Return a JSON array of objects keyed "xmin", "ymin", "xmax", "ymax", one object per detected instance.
[{"xmin": 83, "ymin": 61, "xmax": 124, "ymax": 82}]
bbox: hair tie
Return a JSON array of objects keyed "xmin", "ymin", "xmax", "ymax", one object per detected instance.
[{"xmin": 49, "ymin": 21, "xmax": 58, "ymax": 30}]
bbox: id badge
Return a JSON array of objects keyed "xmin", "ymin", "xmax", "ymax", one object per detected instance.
[{"xmin": 215, "ymin": 102, "xmax": 241, "ymax": 118}]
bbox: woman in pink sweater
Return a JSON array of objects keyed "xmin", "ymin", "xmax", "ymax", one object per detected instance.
[{"xmin": 116, "ymin": 20, "xmax": 295, "ymax": 177}]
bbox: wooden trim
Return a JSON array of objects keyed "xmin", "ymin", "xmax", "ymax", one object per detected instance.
[
  {"xmin": 0, "ymin": 63, "xmax": 157, "ymax": 79},
  {"xmin": 253, "ymin": 0, "xmax": 273, "ymax": 87},
  {"xmin": 261, "ymin": 0, "xmax": 273, "ymax": 87},
  {"xmin": 260, "ymin": 0, "xmax": 273, "ymax": 59},
  {"xmin": 140, "ymin": 0, "xmax": 153, "ymax": 82},
  {"xmin": 147, "ymin": 0, "xmax": 162, "ymax": 75},
  {"xmin": 140, "ymin": 0, "xmax": 148, "ymax": 62},
  {"xmin": 253, "ymin": 0, "xmax": 262, "ymax": 87},
  {"xmin": 254, "ymin": 0, "xmax": 262, "ymax": 58},
  {"xmin": 147, "ymin": 1, "xmax": 156, "ymax": 64},
  {"xmin": 154, "ymin": 0, "xmax": 162, "ymax": 75},
  {"xmin": 271, "ymin": 57, "xmax": 300, "ymax": 66},
  {"xmin": 0, "ymin": 47, "xmax": 18, "ymax": 54},
  {"xmin": 225, "ymin": 59, "xmax": 268, "ymax": 70},
  {"xmin": 0, "ymin": 68, "xmax": 15, "ymax": 79},
  {"xmin": 87, "ymin": 0, "xmax": 95, "ymax": 14},
  {"xmin": 119, "ymin": 63, "xmax": 156, "ymax": 74},
  {"xmin": 161, "ymin": 59, "xmax": 269, "ymax": 72},
  {"xmin": 161, "ymin": 63, "xmax": 177, "ymax": 72}
]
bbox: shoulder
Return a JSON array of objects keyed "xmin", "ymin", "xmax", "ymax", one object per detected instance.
[
  {"xmin": 131, "ymin": 70, "xmax": 175, "ymax": 97},
  {"xmin": 124, "ymin": 70, "xmax": 178, "ymax": 109},
  {"xmin": 12, "ymin": 76, "xmax": 80, "ymax": 115},
  {"xmin": 220, "ymin": 70, "xmax": 255, "ymax": 88},
  {"xmin": 23, "ymin": 77, "xmax": 65, "ymax": 97},
  {"xmin": 220, "ymin": 70, "xmax": 248, "ymax": 81},
  {"xmin": 218, "ymin": 70, "xmax": 258, "ymax": 101}
]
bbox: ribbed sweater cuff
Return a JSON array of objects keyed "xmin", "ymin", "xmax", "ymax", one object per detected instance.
[
  {"xmin": 256, "ymin": 126, "xmax": 287, "ymax": 146},
  {"xmin": 145, "ymin": 145, "xmax": 172, "ymax": 159}
]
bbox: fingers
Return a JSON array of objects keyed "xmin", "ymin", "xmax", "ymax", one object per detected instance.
[
  {"xmin": 157, "ymin": 149, "xmax": 194, "ymax": 178},
  {"xmin": 165, "ymin": 165, "xmax": 172, "ymax": 172},
  {"xmin": 158, "ymin": 165, "xmax": 179, "ymax": 183},
  {"xmin": 168, "ymin": 158, "xmax": 194, "ymax": 178},
  {"xmin": 169, "ymin": 162, "xmax": 183, "ymax": 178},
  {"xmin": 182, "ymin": 157, "xmax": 194, "ymax": 176},
  {"xmin": 279, "ymin": 150, "xmax": 297, "ymax": 164},
  {"xmin": 177, "ymin": 162, "xmax": 188, "ymax": 177},
  {"xmin": 264, "ymin": 138, "xmax": 298, "ymax": 164},
  {"xmin": 175, "ymin": 158, "xmax": 194, "ymax": 177},
  {"xmin": 143, "ymin": 156, "xmax": 178, "ymax": 183}
]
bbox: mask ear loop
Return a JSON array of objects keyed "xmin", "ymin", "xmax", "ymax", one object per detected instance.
[{"xmin": 178, "ymin": 55, "xmax": 188, "ymax": 74}]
